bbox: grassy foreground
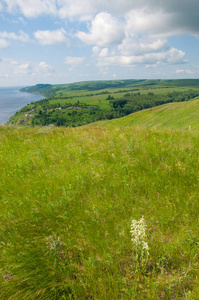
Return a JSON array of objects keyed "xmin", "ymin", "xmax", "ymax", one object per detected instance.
[{"xmin": 1, "ymin": 125, "xmax": 199, "ymax": 299}]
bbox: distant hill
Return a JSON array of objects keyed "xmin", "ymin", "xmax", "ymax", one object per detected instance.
[
  {"xmin": 9, "ymin": 79, "xmax": 199, "ymax": 127},
  {"xmin": 21, "ymin": 79, "xmax": 199, "ymax": 95}
]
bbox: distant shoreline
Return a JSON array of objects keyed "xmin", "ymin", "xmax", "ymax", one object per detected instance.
[{"xmin": 0, "ymin": 87, "xmax": 45, "ymax": 124}]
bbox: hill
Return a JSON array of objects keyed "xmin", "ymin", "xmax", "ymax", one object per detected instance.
[
  {"xmin": 21, "ymin": 79, "xmax": 199, "ymax": 96},
  {"xmin": 1, "ymin": 123, "xmax": 199, "ymax": 299},
  {"xmin": 8, "ymin": 79, "xmax": 199, "ymax": 127},
  {"xmin": 2, "ymin": 79, "xmax": 199, "ymax": 298},
  {"xmin": 88, "ymin": 97, "xmax": 199, "ymax": 131}
]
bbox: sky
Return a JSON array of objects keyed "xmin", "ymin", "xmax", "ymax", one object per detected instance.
[{"xmin": 1, "ymin": 0, "xmax": 199, "ymax": 86}]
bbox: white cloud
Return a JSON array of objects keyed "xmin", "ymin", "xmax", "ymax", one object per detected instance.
[
  {"xmin": 2, "ymin": 0, "xmax": 100, "ymax": 20},
  {"xmin": 0, "ymin": 30, "xmax": 29, "ymax": 42},
  {"xmin": 37, "ymin": 61, "xmax": 54, "ymax": 74},
  {"xmin": 1, "ymin": 58, "xmax": 53, "ymax": 76},
  {"xmin": 2, "ymin": 0, "xmax": 199, "ymax": 38},
  {"xmin": 0, "ymin": 58, "xmax": 56, "ymax": 86},
  {"xmin": 99, "ymin": 48, "xmax": 109, "ymax": 57},
  {"xmin": 123, "ymin": 9, "xmax": 179, "ymax": 38},
  {"xmin": 0, "ymin": 0, "xmax": 198, "ymax": 84},
  {"xmin": 0, "ymin": 39, "xmax": 9, "ymax": 48},
  {"xmin": 14, "ymin": 63, "xmax": 32, "ymax": 74},
  {"xmin": 34, "ymin": 28, "xmax": 69, "ymax": 45},
  {"xmin": 92, "ymin": 46, "xmax": 101, "ymax": 55},
  {"xmin": 18, "ymin": 17, "xmax": 27, "ymax": 25},
  {"xmin": 118, "ymin": 37, "xmax": 168, "ymax": 56},
  {"xmin": 166, "ymin": 47, "xmax": 187, "ymax": 64},
  {"xmin": 58, "ymin": 0, "xmax": 99, "ymax": 20},
  {"xmin": 1, "ymin": 0, "xmax": 199, "ymax": 36},
  {"xmin": 94, "ymin": 46, "xmax": 187, "ymax": 67},
  {"xmin": 4, "ymin": 0, "xmax": 57, "ymax": 18},
  {"xmin": 176, "ymin": 69, "xmax": 195, "ymax": 75},
  {"xmin": 65, "ymin": 56, "xmax": 85, "ymax": 67},
  {"xmin": 77, "ymin": 12, "xmax": 124, "ymax": 46}
]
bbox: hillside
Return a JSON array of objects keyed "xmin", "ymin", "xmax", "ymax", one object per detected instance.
[
  {"xmin": 21, "ymin": 79, "xmax": 199, "ymax": 96},
  {"xmin": 88, "ymin": 97, "xmax": 199, "ymax": 131},
  {"xmin": 1, "ymin": 123, "xmax": 199, "ymax": 299},
  {"xmin": 2, "ymin": 79, "xmax": 199, "ymax": 299},
  {"xmin": 8, "ymin": 79, "xmax": 199, "ymax": 127}
]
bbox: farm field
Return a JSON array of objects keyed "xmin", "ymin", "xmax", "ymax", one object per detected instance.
[{"xmin": 8, "ymin": 79, "xmax": 199, "ymax": 128}]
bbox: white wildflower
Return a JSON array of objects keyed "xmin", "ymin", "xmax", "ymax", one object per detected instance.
[
  {"xmin": 46, "ymin": 234, "xmax": 62, "ymax": 256},
  {"xmin": 130, "ymin": 216, "xmax": 149, "ymax": 262},
  {"xmin": 142, "ymin": 241, "xmax": 149, "ymax": 255}
]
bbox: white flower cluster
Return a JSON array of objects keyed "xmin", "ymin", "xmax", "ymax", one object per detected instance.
[
  {"xmin": 130, "ymin": 216, "xmax": 149, "ymax": 256},
  {"xmin": 46, "ymin": 234, "xmax": 62, "ymax": 254}
]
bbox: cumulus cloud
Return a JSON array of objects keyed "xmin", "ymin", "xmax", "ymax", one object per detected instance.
[
  {"xmin": 34, "ymin": 28, "xmax": 69, "ymax": 45},
  {"xmin": 94, "ymin": 46, "xmax": 187, "ymax": 67},
  {"xmin": 2, "ymin": 0, "xmax": 199, "ymax": 38},
  {"xmin": 37, "ymin": 61, "xmax": 54, "ymax": 73},
  {"xmin": 3, "ymin": 0, "xmax": 57, "ymax": 18},
  {"xmin": 2, "ymin": 0, "xmax": 104, "ymax": 20},
  {"xmin": 125, "ymin": 10, "xmax": 173, "ymax": 37},
  {"xmin": 77, "ymin": 12, "xmax": 124, "ymax": 46},
  {"xmin": 1, "ymin": 0, "xmax": 198, "ymax": 81},
  {"xmin": 3, "ymin": 59, "xmax": 54, "ymax": 77},
  {"xmin": 0, "ymin": 57, "xmax": 56, "ymax": 87},
  {"xmin": 0, "ymin": 30, "xmax": 29, "ymax": 42},
  {"xmin": 65, "ymin": 56, "xmax": 85, "ymax": 67},
  {"xmin": 14, "ymin": 63, "xmax": 32, "ymax": 74},
  {"xmin": 58, "ymin": 0, "xmax": 101, "ymax": 20},
  {"xmin": 0, "ymin": 31, "xmax": 29, "ymax": 50},
  {"xmin": 118, "ymin": 37, "xmax": 168, "ymax": 56},
  {"xmin": 1, "ymin": 0, "xmax": 198, "ymax": 30}
]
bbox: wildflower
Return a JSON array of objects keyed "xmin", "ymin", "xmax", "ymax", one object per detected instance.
[
  {"xmin": 130, "ymin": 216, "xmax": 149, "ymax": 263},
  {"xmin": 46, "ymin": 234, "xmax": 62, "ymax": 256}
]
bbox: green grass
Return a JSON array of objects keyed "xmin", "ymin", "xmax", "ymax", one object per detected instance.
[
  {"xmin": 89, "ymin": 97, "xmax": 199, "ymax": 131},
  {"xmin": 1, "ymin": 124, "xmax": 199, "ymax": 299}
]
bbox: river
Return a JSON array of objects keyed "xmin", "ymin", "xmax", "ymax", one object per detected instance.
[{"xmin": 0, "ymin": 87, "xmax": 45, "ymax": 124}]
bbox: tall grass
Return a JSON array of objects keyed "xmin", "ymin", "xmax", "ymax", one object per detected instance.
[{"xmin": 1, "ymin": 125, "xmax": 199, "ymax": 299}]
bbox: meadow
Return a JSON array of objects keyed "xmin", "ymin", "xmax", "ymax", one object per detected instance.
[
  {"xmin": 2, "ymin": 79, "xmax": 199, "ymax": 299},
  {"xmin": 89, "ymin": 98, "xmax": 199, "ymax": 131},
  {"xmin": 1, "ymin": 123, "xmax": 199, "ymax": 299}
]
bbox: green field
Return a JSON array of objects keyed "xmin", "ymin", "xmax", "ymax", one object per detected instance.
[
  {"xmin": 8, "ymin": 79, "xmax": 199, "ymax": 127},
  {"xmin": 1, "ymin": 79, "xmax": 199, "ymax": 299}
]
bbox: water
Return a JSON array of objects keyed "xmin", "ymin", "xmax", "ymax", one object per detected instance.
[{"xmin": 0, "ymin": 87, "xmax": 45, "ymax": 124}]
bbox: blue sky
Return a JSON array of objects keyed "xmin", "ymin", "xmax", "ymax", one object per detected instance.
[{"xmin": 0, "ymin": 0, "xmax": 199, "ymax": 86}]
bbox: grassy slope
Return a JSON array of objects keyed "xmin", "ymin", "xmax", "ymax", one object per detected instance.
[
  {"xmin": 2, "ymin": 82, "xmax": 199, "ymax": 299},
  {"xmin": 1, "ymin": 123, "xmax": 199, "ymax": 299},
  {"xmin": 88, "ymin": 97, "xmax": 199, "ymax": 131}
]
